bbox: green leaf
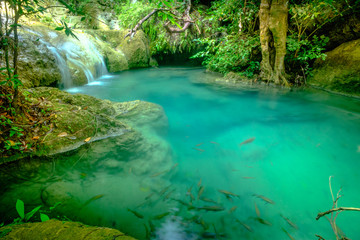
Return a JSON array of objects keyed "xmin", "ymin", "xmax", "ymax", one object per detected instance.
[
  {"xmin": 24, "ymin": 206, "xmax": 41, "ymax": 221},
  {"xmin": 40, "ymin": 213, "xmax": 50, "ymax": 222},
  {"xmin": 161, "ymin": 1, "xmax": 172, "ymax": 8},
  {"xmin": 16, "ymin": 199, "xmax": 25, "ymax": 219},
  {"xmin": 55, "ymin": 27, "xmax": 64, "ymax": 31}
]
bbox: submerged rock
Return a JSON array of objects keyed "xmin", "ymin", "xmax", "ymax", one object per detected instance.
[
  {"xmin": 0, "ymin": 219, "xmax": 136, "ymax": 239},
  {"xmin": 308, "ymin": 39, "xmax": 360, "ymax": 97},
  {"xmin": 0, "ymin": 87, "xmax": 171, "ymax": 169}
]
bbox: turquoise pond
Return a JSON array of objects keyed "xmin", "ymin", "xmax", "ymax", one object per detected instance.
[{"xmin": 1, "ymin": 67, "xmax": 360, "ymax": 239}]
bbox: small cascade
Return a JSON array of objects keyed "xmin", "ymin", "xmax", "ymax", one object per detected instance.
[
  {"xmin": 76, "ymin": 34, "xmax": 108, "ymax": 79},
  {"xmin": 42, "ymin": 41, "xmax": 72, "ymax": 89},
  {"xmin": 59, "ymin": 41, "xmax": 95, "ymax": 83},
  {"xmin": 23, "ymin": 26, "xmax": 108, "ymax": 88}
]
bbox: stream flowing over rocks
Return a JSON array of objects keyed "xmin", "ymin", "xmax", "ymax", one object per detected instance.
[{"xmin": 12, "ymin": 24, "xmax": 154, "ymax": 89}]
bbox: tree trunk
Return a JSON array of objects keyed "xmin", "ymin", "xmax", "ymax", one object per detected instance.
[{"xmin": 259, "ymin": 0, "xmax": 289, "ymax": 86}]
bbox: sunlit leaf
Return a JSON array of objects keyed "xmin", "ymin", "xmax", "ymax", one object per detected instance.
[
  {"xmin": 25, "ymin": 206, "xmax": 41, "ymax": 221},
  {"xmin": 40, "ymin": 213, "xmax": 50, "ymax": 222},
  {"xmin": 16, "ymin": 199, "xmax": 25, "ymax": 219}
]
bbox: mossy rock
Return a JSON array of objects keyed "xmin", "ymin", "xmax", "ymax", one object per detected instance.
[
  {"xmin": 4, "ymin": 30, "xmax": 62, "ymax": 88},
  {"xmin": 88, "ymin": 29, "xmax": 151, "ymax": 69},
  {"xmin": 308, "ymin": 39, "xmax": 360, "ymax": 97},
  {"xmin": 0, "ymin": 219, "xmax": 136, "ymax": 239},
  {"xmin": 1, "ymin": 87, "xmax": 168, "ymax": 165},
  {"xmin": 116, "ymin": 31, "xmax": 151, "ymax": 69}
]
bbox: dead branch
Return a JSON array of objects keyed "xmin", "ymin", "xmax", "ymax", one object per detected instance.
[
  {"xmin": 124, "ymin": 0, "xmax": 193, "ymax": 39},
  {"xmin": 164, "ymin": 0, "xmax": 193, "ymax": 33},
  {"xmin": 316, "ymin": 207, "xmax": 360, "ymax": 220},
  {"xmin": 125, "ymin": 8, "xmax": 166, "ymax": 39}
]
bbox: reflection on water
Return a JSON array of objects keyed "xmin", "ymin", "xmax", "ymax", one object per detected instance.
[{"xmin": 1, "ymin": 67, "xmax": 360, "ymax": 240}]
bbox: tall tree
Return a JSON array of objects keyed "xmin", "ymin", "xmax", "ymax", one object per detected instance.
[{"xmin": 259, "ymin": 0, "xmax": 289, "ymax": 86}]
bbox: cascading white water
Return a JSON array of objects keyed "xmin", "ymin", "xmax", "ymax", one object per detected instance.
[
  {"xmin": 23, "ymin": 26, "xmax": 108, "ymax": 88},
  {"xmin": 45, "ymin": 44, "xmax": 72, "ymax": 89}
]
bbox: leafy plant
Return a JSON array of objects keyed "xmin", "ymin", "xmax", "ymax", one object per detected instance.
[
  {"xmin": 14, "ymin": 199, "xmax": 45, "ymax": 223},
  {"xmin": 286, "ymin": 34, "xmax": 329, "ymax": 81},
  {"xmin": 192, "ymin": 33, "xmax": 260, "ymax": 75}
]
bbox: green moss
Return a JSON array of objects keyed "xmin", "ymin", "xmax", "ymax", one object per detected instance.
[
  {"xmin": 308, "ymin": 39, "xmax": 360, "ymax": 96},
  {"xmin": 0, "ymin": 219, "xmax": 136, "ymax": 240}
]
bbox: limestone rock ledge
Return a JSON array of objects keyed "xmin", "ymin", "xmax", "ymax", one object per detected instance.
[
  {"xmin": 308, "ymin": 39, "xmax": 360, "ymax": 97},
  {"xmin": 0, "ymin": 219, "xmax": 136, "ymax": 240},
  {"xmin": 1, "ymin": 87, "xmax": 170, "ymax": 171}
]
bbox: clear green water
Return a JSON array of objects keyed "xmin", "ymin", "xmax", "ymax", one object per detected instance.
[{"xmin": 1, "ymin": 67, "xmax": 360, "ymax": 239}]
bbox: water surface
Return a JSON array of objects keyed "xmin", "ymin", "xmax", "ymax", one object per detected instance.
[{"xmin": 1, "ymin": 67, "xmax": 360, "ymax": 240}]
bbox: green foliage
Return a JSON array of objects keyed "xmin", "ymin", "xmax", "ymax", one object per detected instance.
[
  {"xmin": 116, "ymin": 0, "xmax": 203, "ymax": 56},
  {"xmin": 204, "ymin": 0, "xmax": 259, "ymax": 35},
  {"xmin": 0, "ymin": 228, "xmax": 12, "ymax": 238},
  {"xmin": 14, "ymin": 199, "xmax": 50, "ymax": 223},
  {"xmin": 190, "ymin": 0, "xmax": 261, "ymax": 76},
  {"xmin": 192, "ymin": 34, "xmax": 260, "ymax": 75}
]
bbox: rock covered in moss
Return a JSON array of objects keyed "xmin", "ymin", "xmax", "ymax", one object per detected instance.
[
  {"xmin": 116, "ymin": 31, "xmax": 151, "ymax": 69},
  {"xmin": 7, "ymin": 30, "xmax": 62, "ymax": 88},
  {"xmin": 0, "ymin": 219, "xmax": 136, "ymax": 240},
  {"xmin": 309, "ymin": 39, "xmax": 360, "ymax": 97},
  {"xmin": 28, "ymin": 87, "xmax": 167, "ymax": 157}
]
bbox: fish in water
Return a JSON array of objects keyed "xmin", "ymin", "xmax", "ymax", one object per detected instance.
[
  {"xmin": 82, "ymin": 194, "xmax": 104, "ymax": 207},
  {"xmin": 254, "ymin": 202, "xmax": 260, "ymax": 217},
  {"xmin": 242, "ymin": 176, "xmax": 256, "ymax": 179},
  {"xmin": 239, "ymin": 137, "xmax": 255, "ymax": 147},
  {"xmin": 196, "ymin": 143, "xmax": 204, "ymax": 147},
  {"xmin": 228, "ymin": 206, "xmax": 238, "ymax": 213},
  {"xmin": 200, "ymin": 197, "xmax": 217, "ymax": 204},
  {"xmin": 210, "ymin": 141, "xmax": 219, "ymax": 145},
  {"xmin": 150, "ymin": 170, "xmax": 168, "ymax": 178},
  {"xmin": 153, "ymin": 212, "xmax": 170, "ymax": 220},
  {"xmin": 254, "ymin": 217, "xmax": 272, "ymax": 226},
  {"xmin": 159, "ymin": 185, "xmax": 172, "ymax": 196},
  {"xmin": 193, "ymin": 147, "xmax": 205, "ymax": 152},
  {"xmin": 127, "ymin": 208, "xmax": 144, "ymax": 219},
  {"xmin": 189, "ymin": 192, "xmax": 195, "ymax": 201},
  {"xmin": 197, "ymin": 186, "xmax": 205, "ymax": 200},
  {"xmin": 281, "ymin": 227, "xmax": 295, "ymax": 240},
  {"xmin": 218, "ymin": 190, "xmax": 239, "ymax": 198},
  {"xmin": 197, "ymin": 178, "xmax": 202, "ymax": 187},
  {"xmin": 186, "ymin": 185, "xmax": 194, "ymax": 196},
  {"xmin": 145, "ymin": 192, "xmax": 154, "ymax": 200},
  {"xmin": 280, "ymin": 214, "xmax": 298, "ymax": 229},
  {"xmin": 254, "ymin": 194, "xmax": 275, "ymax": 204},
  {"xmin": 236, "ymin": 219, "xmax": 252, "ymax": 232},
  {"xmin": 198, "ymin": 205, "xmax": 225, "ymax": 212},
  {"xmin": 163, "ymin": 189, "xmax": 176, "ymax": 201},
  {"xmin": 171, "ymin": 163, "xmax": 179, "ymax": 170}
]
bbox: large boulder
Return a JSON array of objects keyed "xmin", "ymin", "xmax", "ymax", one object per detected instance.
[
  {"xmin": 88, "ymin": 30, "xmax": 151, "ymax": 70},
  {"xmin": 7, "ymin": 32, "xmax": 62, "ymax": 88},
  {"xmin": 116, "ymin": 31, "xmax": 151, "ymax": 69},
  {"xmin": 308, "ymin": 39, "xmax": 360, "ymax": 97},
  {"xmin": 0, "ymin": 219, "xmax": 136, "ymax": 240}
]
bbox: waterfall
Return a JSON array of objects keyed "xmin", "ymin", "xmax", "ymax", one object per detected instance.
[
  {"xmin": 46, "ymin": 44, "xmax": 72, "ymax": 89},
  {"xmin": 23, "ymin": 26, "xmax": 108, "ymax": 88}
]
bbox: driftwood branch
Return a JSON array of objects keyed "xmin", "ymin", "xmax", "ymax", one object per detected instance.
[
  {"xmin": 164, "ymin": 0, "xmax": 193, "ymax": 33},
  {"xmin": 125, "ymin": 8, "xmax": 165, "ymax": 39},
  {"xmin": 124, "ymin": 0, "xmax": 193, "ymax": 39},
  {"xmin": 316, "ymin": 207, "xmax": 360, "ymax": 220}
]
